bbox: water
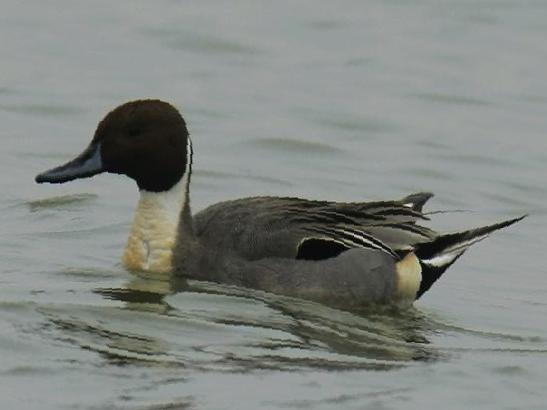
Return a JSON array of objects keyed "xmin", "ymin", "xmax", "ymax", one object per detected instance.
[{"xmin": 1, "ymin": 1, "xmax": 547, "ymax": 408}]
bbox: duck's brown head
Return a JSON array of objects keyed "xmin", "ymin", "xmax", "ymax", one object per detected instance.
[{"xmin": 36, "ymin": 99, "xmax": 190, "ymax": 192}]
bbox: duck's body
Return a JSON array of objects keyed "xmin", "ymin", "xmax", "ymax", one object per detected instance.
[
  {"xmin": 181, "ymin": 196, "xmax": 406, "ymax": 306},
  {"xmin": 36, "ymin": 99, "xmax": 525, "ymax": 308}
]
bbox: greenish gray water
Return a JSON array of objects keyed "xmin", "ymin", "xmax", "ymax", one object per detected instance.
[{"xmin": 1, "ymin": 1, "xmax": 546, "ymax": 409}]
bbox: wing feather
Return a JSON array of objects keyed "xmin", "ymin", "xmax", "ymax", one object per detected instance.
[{"xmin": 194, "ymin": 193, "xmax": 437, "ymax": 261}]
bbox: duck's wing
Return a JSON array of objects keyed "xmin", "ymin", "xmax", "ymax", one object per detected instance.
[{"xmin": 193, "ymin": 193, "xmax": 436, "ymax": 261}]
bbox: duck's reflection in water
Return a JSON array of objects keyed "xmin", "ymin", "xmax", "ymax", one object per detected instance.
[{"xmin": 89, "ymin": 270, "xmax": 444, "ymax": 370}]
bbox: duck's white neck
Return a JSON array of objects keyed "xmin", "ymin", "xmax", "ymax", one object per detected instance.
[
  {"xmin": 122, "ymin": 137, "xmax": 193, "ymax": 273},
  {"xmin": 122, "ymin": 170, "xmax": 191, "ymax": 273}
]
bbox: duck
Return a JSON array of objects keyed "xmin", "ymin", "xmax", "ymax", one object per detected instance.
[{"xmin": 35, "ymin": 99, "xmax": 525, "ymax": 308}]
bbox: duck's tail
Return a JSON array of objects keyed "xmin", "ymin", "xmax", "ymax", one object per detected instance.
[{"xmin": 414, "ymin": 215, "xmax": 526, "ymax": 299}]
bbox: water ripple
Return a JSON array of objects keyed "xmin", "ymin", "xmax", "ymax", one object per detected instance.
[
  {"xmin": 141, "ymin": 27, "xmax": 259, "ymax": 56},
  {"xmin": 26, "ymin": 193, "xmax": 98, "ymax": 211},
  {"xmin": 247, "ymin": 137, "xmax": 345, "ymax": 156},
  {"xmin": 410, "ymin": 93, "xmax": 493, "ymax": 107},
  {"xmin": 0, "ymin": 104, "xmax": 84, "ymax": 117}
]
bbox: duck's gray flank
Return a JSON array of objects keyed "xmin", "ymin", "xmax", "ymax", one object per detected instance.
[{"xmin": 35, "ymin": 99, "xmax": 526, "ymax": 308}]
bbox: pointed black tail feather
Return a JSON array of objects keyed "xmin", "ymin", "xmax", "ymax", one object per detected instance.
[
  {"xmin": 414, "ymin": 215, "xmax": 527, "ymax": 299},
  {"xmin": 401, "ymin": 192, "xmax": 434, "ymax": 212}
]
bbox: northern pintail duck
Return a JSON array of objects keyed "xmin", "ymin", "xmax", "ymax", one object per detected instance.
[{"xmin": 36, "ymin": 100, "xmax": 525, "ymax": 308}]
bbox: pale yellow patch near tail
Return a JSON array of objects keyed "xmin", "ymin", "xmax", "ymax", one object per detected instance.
[{"xmin": 394, "ymin": 252, "xmax": 422, "ymax": 302}]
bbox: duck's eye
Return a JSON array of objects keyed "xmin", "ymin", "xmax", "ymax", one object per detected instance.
[{"xmin": 128, "ymin": 128, "xmax": 140, "ymax": 137}]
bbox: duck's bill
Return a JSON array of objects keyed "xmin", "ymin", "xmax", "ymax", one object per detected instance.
[{"xmin": 35, "ymin": 142, "xmax": 104, "ymax": 184}]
